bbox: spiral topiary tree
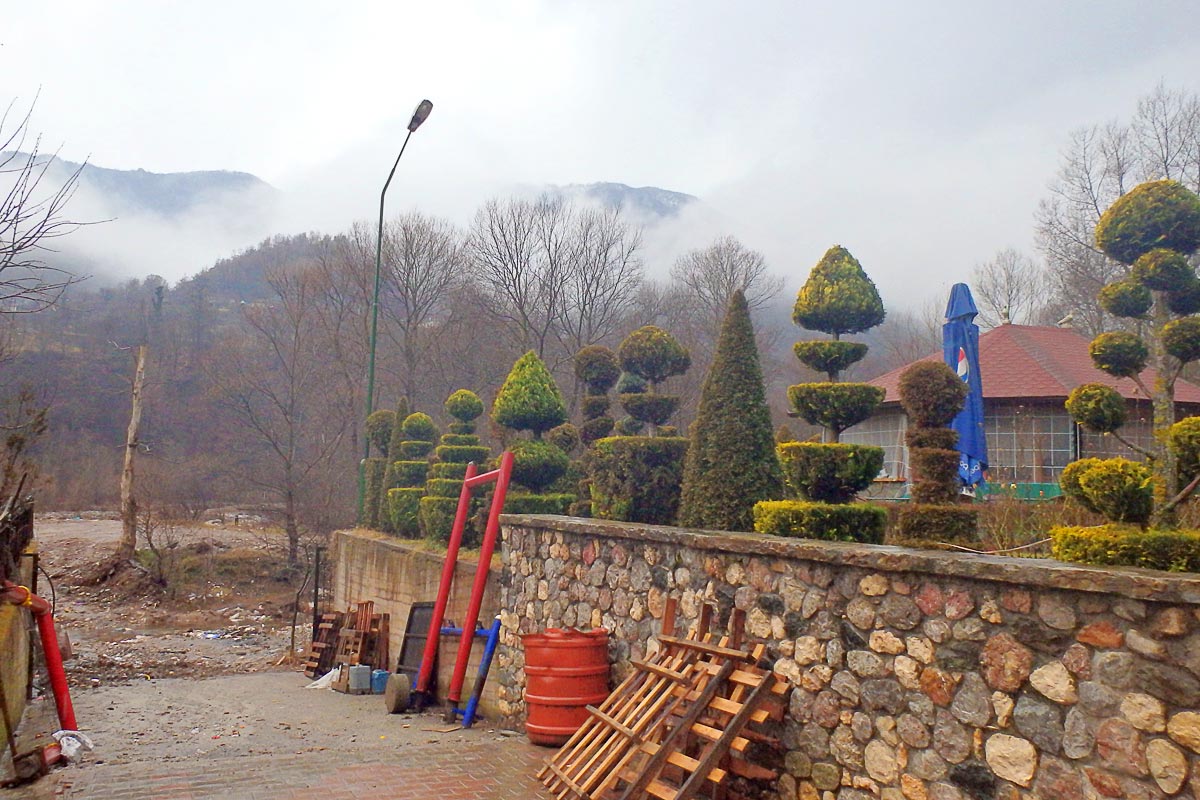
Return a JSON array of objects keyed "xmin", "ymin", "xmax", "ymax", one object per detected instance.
[
  {"xmin": 490, "ymin": 353, "xmax": 574, "ymax": 516},
  {"xmin": 586, "ymin": 326, "xmax": 691, "ymax": 524},
  {"xmin": 419, "ymin": 390, "xmax": 488, "ymax": 544},
  {"xmin": 386, "ymin": 411, "xmax": 436, "ymax": 537},
  {"xmin": 753, "ymin": 245, "xmax": 887, "ymax": 542},
  {"xmin": 894, "ymin": 361, "xmax": 977, "ymax": 544},
  {"xmin": 678, "ymin": 290, "xmax": 784, "ymax": 531},
  {"xmin": 1066, "ymin": 179, "xmax": 1200, "ymax": 529}
]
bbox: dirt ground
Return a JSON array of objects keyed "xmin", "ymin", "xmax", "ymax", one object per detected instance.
[{"xmin": 3, "ymin": 516, "xmax": 524, "ymax": 798}]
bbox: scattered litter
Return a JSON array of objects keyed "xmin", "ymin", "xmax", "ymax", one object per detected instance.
[
  {"xmin": 52, "ymin": 730, "xmax": 95, "ymax": 763},
  {"xmin": 304, "ymin": 668, "xmax": 338, "ymax": 690}
]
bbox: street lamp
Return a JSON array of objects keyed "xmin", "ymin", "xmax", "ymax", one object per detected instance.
[{"xmin": 357, "ymin": 99, "xmax": 434, "ymax": 523}]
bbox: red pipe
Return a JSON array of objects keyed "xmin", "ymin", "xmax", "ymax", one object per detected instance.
[
  {"xmin": 448, "ymin": 450, "xmax": 513, "ymax": 704},
  {"xmin": 2, "ymin": 581, "xmax": 77, "ymax": 732},
  {"xmin": 415, "ymin": 462, "xmax": 478, "ymax": 697}
]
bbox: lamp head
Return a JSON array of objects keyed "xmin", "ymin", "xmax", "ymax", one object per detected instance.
[{"xmin": 408, "ymin": 100, "xmax": 433, "ymax": 132}]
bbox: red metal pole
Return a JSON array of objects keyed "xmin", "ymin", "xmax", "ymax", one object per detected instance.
[
  {"xmin": 2, "ymin": 582, "xmax": 76, "ymax": 731},
  {"xmin": 447, "ymin": 451, "xmax": 513, "ymax": 704},
  {"xmin": 414, "ymin": 461, "xmax": 478, "ymax": 697}
]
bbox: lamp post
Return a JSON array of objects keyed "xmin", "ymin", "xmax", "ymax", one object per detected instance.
[{"xmin": 357, "ymin": 99, "xmax": 434, "ymax": 523}]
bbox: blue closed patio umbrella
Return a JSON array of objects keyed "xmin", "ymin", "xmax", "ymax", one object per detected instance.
[{"xmin": 942, "ymin": 283, "xmax": 987, "ymax": 493}]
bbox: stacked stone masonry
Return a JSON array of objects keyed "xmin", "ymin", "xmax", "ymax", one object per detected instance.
[{"xmin": 496, "ymin": 515, "xmax": 1200, "ymax": 800}]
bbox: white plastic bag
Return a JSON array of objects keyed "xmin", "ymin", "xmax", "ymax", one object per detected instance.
[
  {"xmin": 53, "ymin": 730, "xmax": 95, "ymax": 763},
  {"xmin": 304, "ymin": 668, "xmax": 338, "ymax": 689}
]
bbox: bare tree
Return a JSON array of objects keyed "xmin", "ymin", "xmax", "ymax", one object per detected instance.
[
  {"xmin": 1036, "ymin": 85, "xmax": 1200, "ymax": 337},
  {"xmin": 208, "ymin": 268, "xmax": 349, "ymax": 564},
  {"xmin": 555, "ymin": 206, "xmax": 644, "ymax": 355},
  {"xmin": 669, "ymin": 236, "xmax": 784, "ymax": 331},
  {"xmin": 469, "ymin": 196, "xmax": 571, "ymax": 358},
  {"xmin": 0, "ymin": 99, "xmax": 86, "ymax": 311},
  {"xmin": 971, "ymin": 248, "xmax": 1050, "ymax": 327}
]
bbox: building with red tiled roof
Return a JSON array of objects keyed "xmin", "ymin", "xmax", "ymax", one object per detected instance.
[{"xmin": 843, "ymin": 324, "xmax": 1200, "ymax": 494}]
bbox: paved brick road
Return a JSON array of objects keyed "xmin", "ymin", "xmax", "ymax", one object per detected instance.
[{"xmin": 46, "ymin": 739, "xmax": 556, "ymax": 799}]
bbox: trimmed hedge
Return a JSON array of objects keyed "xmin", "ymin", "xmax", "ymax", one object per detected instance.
[
  {"xmin": 435, "ymin": 445, "xmax": 491, "ymax": 464},
  {"xmin": 777, "ymin": 442, "xmax": 882, "ymax": 504},
  {"xmin": 366, "ymin": 410, "xmax": 395, "ymax": 457},
  {"xmin": 618, "ymin": 326, "xmax": 691, "ymax": 386},
  {"xmin": 402, "ymin": 412, "xmax": 438, "ymax": 442},
  {"xmin": 426, "ymin": 478, "xmax": 465, "ymax": 498},
  {"xmin": 492, "ymin": 350, "xmax": 567, "ymax": 435},
  {"xmin": 909, "ymin": 448, "xmax": 960, "ymax": 504},
  {"xmin": 502, "ymin": 493, "xmax": 574, "ymax": 516},
  {"xmin": 387, "ymin": 488, "xmax": 423, "ymax": 537},
  {"xmin": 429, "ymin": 462, "xmax": 468, "ymax": 480},
  {"xmin": 581, "ymin": 416, "xmax": 615, "ymax": 444},
  {"xmin": 752, "ymin": 500, "xmax": 886, "ymax": 544},
  {"xmin": 586, "ymin": 436, "xmax": 688, "ymax": 524},
  {"xmin": 792, "ymin": 340, "xmax": 868, "ymax": 378},
  {"xmin": 399, "ymin": 440, "xmax": 435, "ymax": 459},
  {"xmin": 898, "ymin": 362, "xmax": 967, "ymax": 428},
  {"xmin": 1168, "ymin": 416, "xmax": 1200, "ymax": 483},
  {"xmin": 786, "ymin": 383, "xmax": 885, "ymax": 436},
  {"xmin": 619, "ymin": 393, "xmax": 680, "ymax": 426},
  {"xmin": 1061, "ymin": 457, "xmax": 1152, "ymax": 525},
  {"xmin": 546, "ymin": 423, "xmax": 581, "ymax": 455},
  {"xmin": 1066, "ymin": 383, "xmax": 1126, "ymax": 433},
  {"xmin": 439, "ymin": 434, "xmax": 479, "ymax": 447},
  {"xmin": 389, "ymin": 461, "xmax": 430, "ymax": 488},
  {"xmin": 575, "ymin": 345, "xmax": 620, "ymax": 394},
  {"xmin": 448, "ymin": 421, "xmax": 475, "ymax": 435},
  {"xmin": 363, "ymin": 457, "xmax": 388, "ymax": 529},
  {"xmin": 905, "ymin": 428, "xmax": 958, "ymax": 450},
  {"xmin": 1050, "ymin": 524, "xmax": 1200, "ymax": 572},
  {"xmin": 419, "ymin": 496, "xmax": 465, "ymax": 545},
  {"xmin": 894, "ymin": 504, "xmax": 978, "ymax": 544}
]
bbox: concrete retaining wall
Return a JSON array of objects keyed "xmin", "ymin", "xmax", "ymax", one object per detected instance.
[
  {"xmin": 331, "ymin": 530, "xmax": 500, "ymax": 716},
  {"xmin": 496, "ymin": 514, "xmax": 1200, "ymax": 800}
]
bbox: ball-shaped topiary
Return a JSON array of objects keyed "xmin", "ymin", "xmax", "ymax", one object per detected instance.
[
  {"xmin": 1076, "ymin": 458, "xmax": 1153, "ymax": 525},
  {"xmin": 793, "ymin": 245, "xmax": 886, "ymax": 336},
  {"xmin": 1167, "ymin": 416, "xmax": 1200, "ymax": 484},
  {"xmin": 1089, "ymin": 331, "xmax": 1149, "ymax": 378},
  {"xmin": 1095, "ymin": 179, "xmax": 1200, "ymax": 265},
  {"xmin": 574, "ymin": 346, "xmax": 621, "ymax": 395},
  {"xmin": 366, "ymin": 409, "xmax": 395, "ymax": 457},
  {"xmin": 1132, "ymin": 248, "xmax": 1195, "ymax": 291},
  {"xmin": 444, "ymin": 389, "xmax": 484, "ymax": 423},
  {"xmin": 792, "ymin": 341, "xmax": 869, "ymax": 378},
  {"xmin": 1060, "ymin": 457, "xmax": 1104, "ymax": 514},
  {"xmin": 1065, "ymin": 383, "xmax": 1127, "ymax": 434},
  {"xmin": 897, "ymin": 362, "xmax": 968, "ymax": 428},
  {"xmin": 509, "ymin": 439, "xmax": 570, "ymax": 493},
  {"xmin": 1169, "ymin": 279, "xmax": 1200, "ymax": 316},
  {"xmin": 1162, "ymin": 317, "xmax": 1200, "ymax": 364},
  {"xmin": 1099, "ymin": 280, "xmax": 1153, "ymax": 318},
  {"xmin": 618, "ymin": 326, "xmax": 691, "ymax": 387},
  {"xmin": 491, "ymin": 351, "xmax": 567, "ymax": 436},
  {"xmin": 787, "ymin": 383, "xmax": 885, "ymax": 436},
  {"xmin": 401, "ymin": 412, "xmax": 437, "ymax": 442},
  {"xmin": 546, "ymin": 422, "xmax": 581, "ymax": 455}
]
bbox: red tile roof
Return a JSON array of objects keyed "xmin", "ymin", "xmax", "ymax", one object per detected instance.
[{"xmin": 869, "ymin": 324, "xmax": 1200, "ymax": 405}]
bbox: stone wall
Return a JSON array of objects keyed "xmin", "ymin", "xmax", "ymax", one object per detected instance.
[
  {"xmin": 331, "ymin": 530, "xmax": 500, "ymax": 715},
  {"xmin": 496, "ymin": 515, "xmax": 1200, "ymax": 800}
]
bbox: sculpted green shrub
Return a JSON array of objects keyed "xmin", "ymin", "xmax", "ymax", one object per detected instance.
[
  {"xmin": 1088, "ymin": 331, "xmax": 1149, "ymax": 378},
  {"xmin": 546, "ymin": 422, "xmax": 580, "ymax": 455},
  {"xmin": 366, "ymin": 410, "xmax": 395, "ymax": 457},
  {"xmin": 1132, "ymin": 248, "xmax": 1194, "ymax": 291},
  {"xmin": 1050, "ymin": 524, "xmax": 1200, "ymax": 572},
  {"xmin": 897, "ymin": 362, "xmax": 968, "ymax": 428},
  {"xmin": 1059, "ymin": 458, "xmax": 1105, "ymax": 514},
  {"xmin": 618, "ymin": 326, "xmax": 691, "ymax": 387},
  {"xmin": 491, "ymin": 351, "xmax": 566, "ymax": 436},
  {"xmin": 1167, "ymin": 416, "xmax": 1200, "ymax": 484},
  {"xmin": 586, "ymin": 436, "xmax": 688, "ymax": 524},
  {"xmin": 792, "ymin": 341, "xmax": 868, "ymax": 379},
  {"xmin": 387, "ymin": 488, "xmax": 422, "ymax": 536},
  {"xmin": 1163, "ymin": 317, "xmax": 1200, "ymax": 363},
  {"xmin": 1094, "ymin": 179, "xmax": 1200, "ymax": 265},
  {"xmin": 786, "ymin": 383, "xmax": 885, "ymax": 437},
  {"xmin": 777, "ymin": 442, "xmax": 881, "ymax": 504},
  {"xmin": 1065, "ymin": 384, "xmax": 1126, "ymax": 434},
  {"xmin": 362, "ymin": 458, "xmax": 387, "ymax": 529},
  {"xmin": 905, "ymin": 428, "xmax": 958, "ymax": 450},
  {"xmin": 678, "ymin": 291, "xmax": 784, "ymax": 531},
  {"xmin": 1169, "ymin": 279, "xmax": 1200, "ymax": 315},
  {"xmin": 618, "ymin": 394, "xmax": 680, "ymax": 427},
  {"xmin": 753, "ymin": 501, "xmax": 886, "ymax": 544},
  {"xmin": 421, "ymin": 389, "xmax": 490, "ymax": 542},
  {"xmin": 575, "ymin": 346, "xmax": 621, "ymax": 394},
  {"xmin": 1071, "ymin": 458, "xmax": 1153, "ymax": 526},
  {"xmin": 444, "ymin": 389, "xmax": 484, "ymax": 426},
  {"xmin": 1099, "ymin": 280, "xmax": 1153, "ymax": 318},
  {"xmin": 509, "ymin": 439, "xmax": 570, "ymax": 493},
  {"xmin": 792, "ymin": 245, "xmax": 886, "ymax": 336},
  {"xmin": 894, "ymin": 505, "xmax": 978, "ymax": 545}
]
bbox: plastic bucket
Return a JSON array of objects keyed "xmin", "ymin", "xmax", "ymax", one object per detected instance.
[{"xmin": 522, "ymin": 628, "xmax": 610, "ymax": 746}]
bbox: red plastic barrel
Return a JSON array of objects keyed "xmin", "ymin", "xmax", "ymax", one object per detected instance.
[{"xmin": 522, "ymin": 628, "xmax": 610, "ymax": 746}]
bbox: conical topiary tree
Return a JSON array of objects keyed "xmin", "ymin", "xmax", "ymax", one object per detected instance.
[
  {"xmin": 586, "ymin": 326, "xmax": 691, "ymax": 524},
  {"xmin": 420, "ymin": 390, "xmax": 489, "ymax": 544},
  {"xmin": 386, "ymin": 411, "xmax": 436, "ymax": 537},
  {"xmin": 678, "ymin": 291, "xmax": 784, "ymax": 531},
  {"xmin": 1062, "ymin": 179, "xmax": 1200, "ymax": 529},
  {"xmin": 490, "ymin": 353, "xmax": 574, "ymax": 515},
  {"xmin": 893, "ymin": 361, "xmax": 977, "ymax": 544},
  {"xmin": 753, "ymin": 245, "xmax": 887, "ymax": 542}
]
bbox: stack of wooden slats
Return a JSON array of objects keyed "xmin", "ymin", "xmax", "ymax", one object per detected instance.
[
  {"xmin": 539, "ymin": 600, "xmax": 789, "ymax": 800},
  {"xmin": 303, "ymin": 601, "xmax": 390, "ymax": 678}
]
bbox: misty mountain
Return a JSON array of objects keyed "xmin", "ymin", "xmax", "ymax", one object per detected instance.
[{"xmin": 547, "ymin": 182, "xmax": 696, "ymax": 218}]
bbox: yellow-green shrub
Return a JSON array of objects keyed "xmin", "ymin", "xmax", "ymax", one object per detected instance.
[
  {"xmin": 1050, "ymin": 524, "xmax": 1200, "ymax": 572},
  {"xmin": 752, "ymin": 500, "xmax": 885, "ymax": 543}
]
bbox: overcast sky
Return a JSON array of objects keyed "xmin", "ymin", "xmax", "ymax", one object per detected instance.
[{"xmin": 4, "ymin": 2, "xmax": 1199, "ymax": 309}]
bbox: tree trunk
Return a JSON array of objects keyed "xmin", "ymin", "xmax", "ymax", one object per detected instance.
[
  {"xmin": 285, "ymin": 487, "xmax": 299, "ymax": 566},
  {"xmin": 117, "ymin": 345, "xmax": 147, "ymax": 561},
  {"xmin": 1151, "ymin": 293, "xmax": 1178, "ymax": 529}
]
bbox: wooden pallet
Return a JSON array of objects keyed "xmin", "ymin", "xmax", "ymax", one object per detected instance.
[
  {"xmin": 304, "ymin": 611, "xmax": 345, "ymax": 678},
  {"xmin": 539, "ymin": 602, "xmax": 789, "ymax": 800}
]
